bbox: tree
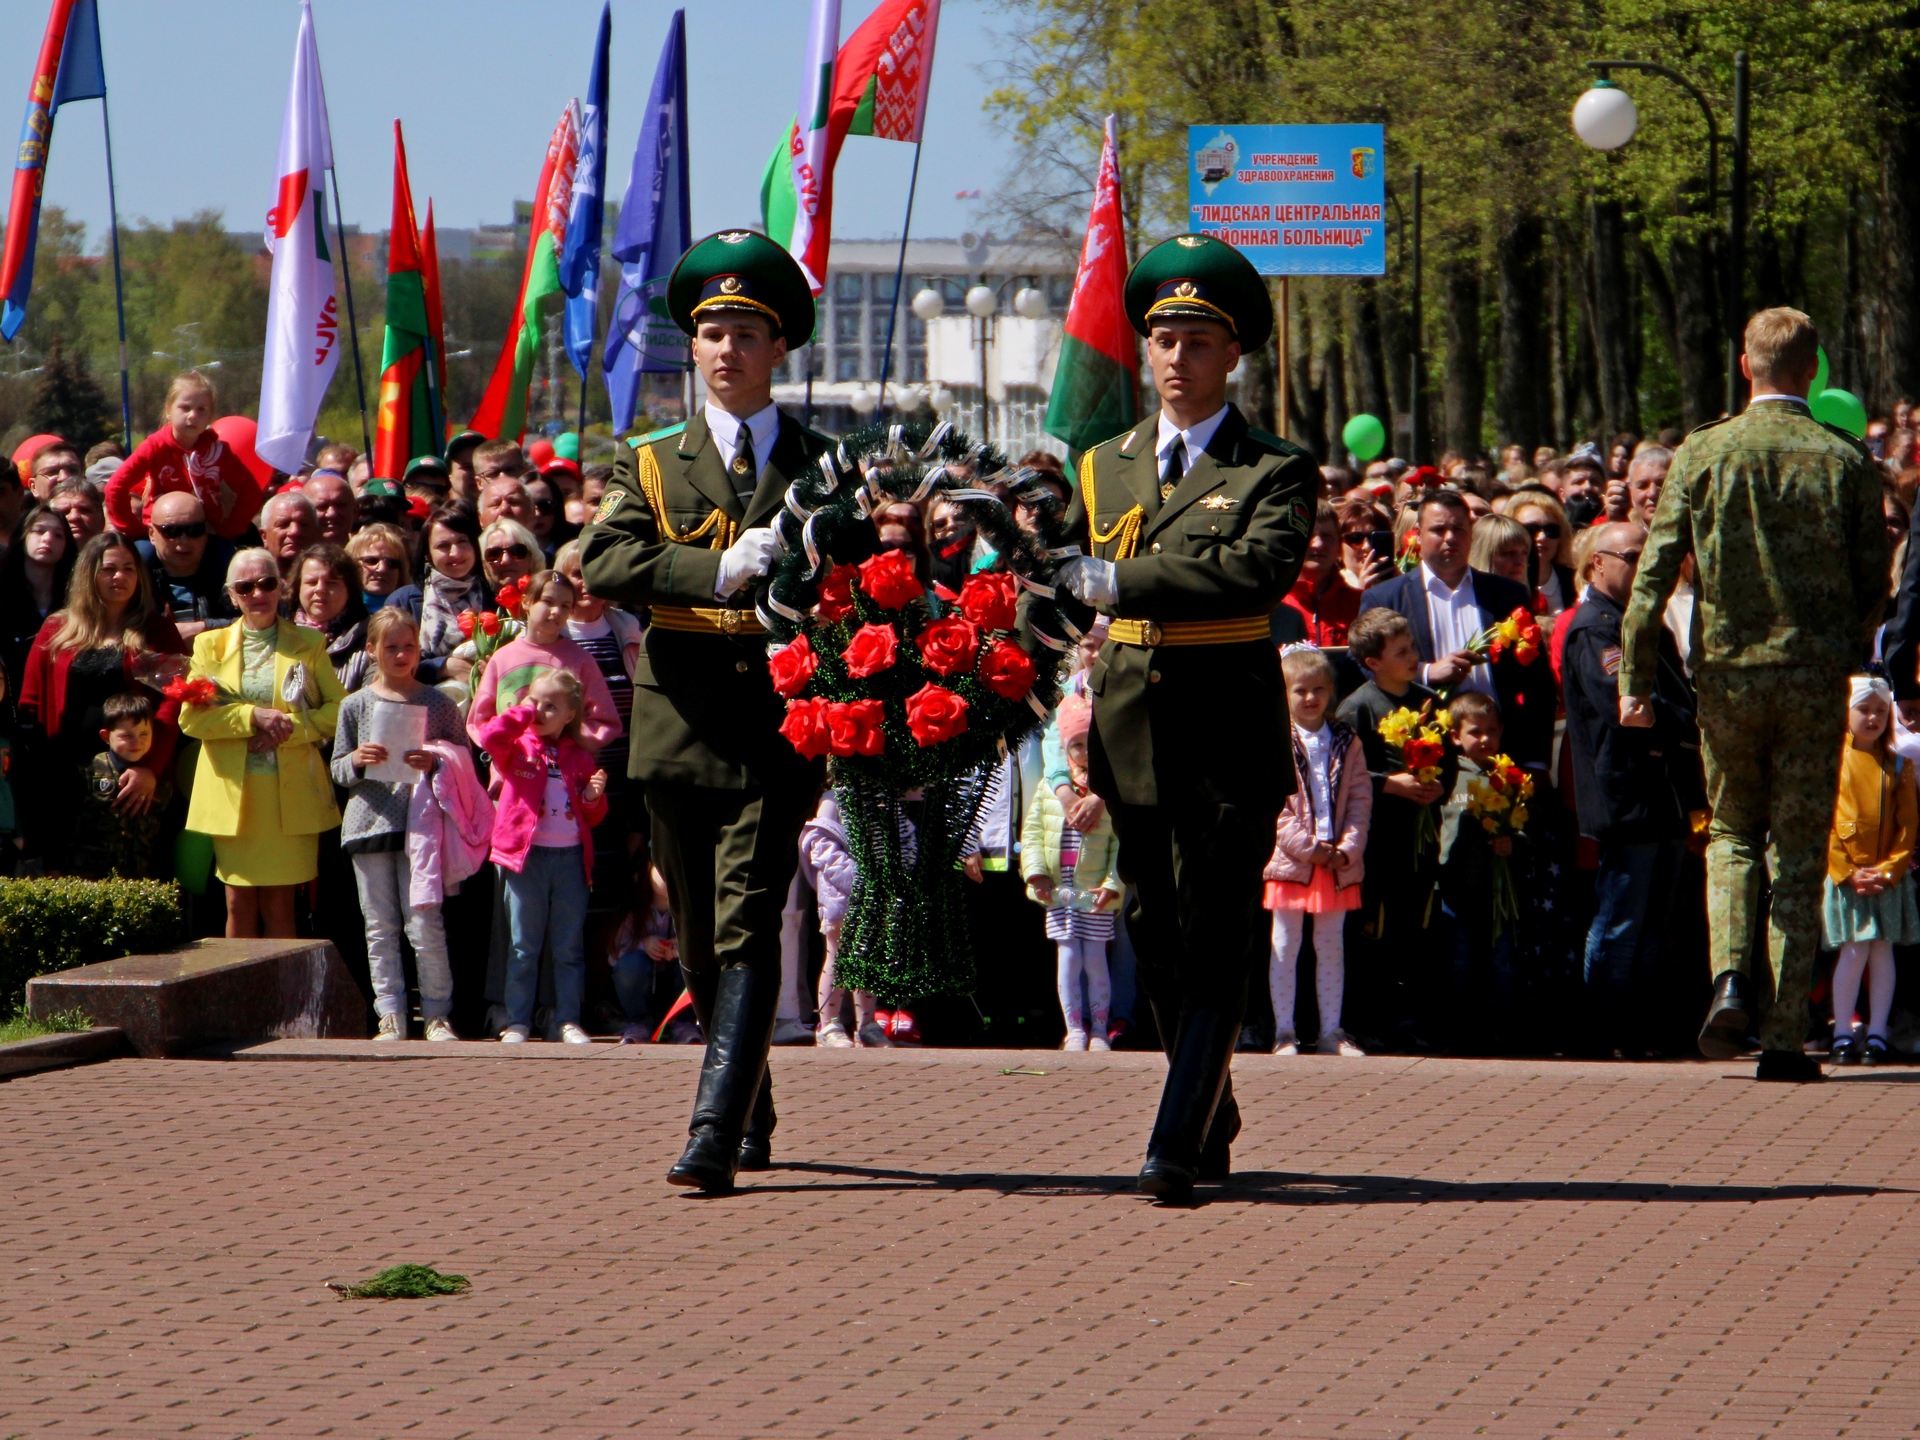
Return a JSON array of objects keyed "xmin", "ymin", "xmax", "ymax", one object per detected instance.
[{"xmin": 28, "ymin": 338, "xmax": 114, "ymax": 450}]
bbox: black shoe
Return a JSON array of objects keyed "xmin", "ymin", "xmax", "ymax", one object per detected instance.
[
  {"xmin": 1864, "ymin": 1035, "xmax": 1891, "ymax": 1066},
  {"xmin": 1137, "ymin": 1154, "xmax": 1198, "ymax": 1204},
  {"xmin": 1830, "ymin": 1034, "xmax": 1861, "ymax": 1066},
  {"xmin": 1755, "ymin": 1048, "xmax": 1824, "ymax": 1083},
  {"xmin": 1197, "ymin": 1099, "xmax": 1240, "ymax": 1182},
  {"xmin": 667, "ymin": 1124, "xmax": 738, "ymax": 1192},
  {"xmin": 737, "ymin": 1137, "xmax": 772, "ymax": 1171},
  {"xmin": 1698, "ymin": 971, "xmax": 1753, "ymax": 1059}
]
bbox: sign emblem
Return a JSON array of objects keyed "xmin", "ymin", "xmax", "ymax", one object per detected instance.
[{"xmin": 1351, "ymin": 147, "xmax": 1376, "ymax": 180}]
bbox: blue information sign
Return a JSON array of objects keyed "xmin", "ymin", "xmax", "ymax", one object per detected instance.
[{"xmin": 1187, "ymin": 124, "xmax": 1386, "ymax": 276}]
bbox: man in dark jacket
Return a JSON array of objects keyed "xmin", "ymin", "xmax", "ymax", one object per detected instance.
[
  {"xmin": 1359, "ymin": 490, "xmax": 1557, "ymax": 768},
  {"xmin": 1564, "ymin": 521, "xmax": 1704, "ymax": 1048}
]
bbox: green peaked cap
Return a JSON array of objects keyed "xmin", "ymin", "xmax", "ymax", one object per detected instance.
[
  {"xmin": 668, "ymin": 230, "xmax": 816, "ymax": 345},
  {"xmin": 1124, "ymin": 233, "xmax": 1272, "ymax": 351}
]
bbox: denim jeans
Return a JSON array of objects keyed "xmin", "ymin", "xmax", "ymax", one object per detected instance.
[
  {"xmin": 611, "ymin": 947, "xmax": 652, "ymax": 1026},
  {"xmin": 1584, "ymin": 837, "xmax": 1685, "ymax": 1032},
  {"xmin": 352, "ymin": 850, "xmax": 452, "ymax": 1020},
  {"xmin": 503, "ymin": 846, "xmax": 588, "ymax": 1029}
]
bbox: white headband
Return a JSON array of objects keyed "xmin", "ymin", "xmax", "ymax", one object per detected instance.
[{"xmin": 1850, "ymin": 675, "xmax": 1892, "ymax": 708}]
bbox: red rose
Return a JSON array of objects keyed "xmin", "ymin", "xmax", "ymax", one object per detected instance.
[
  {"xmin": 978, "ymin": 639, "xmax": 1037, "ymax": 701},
  {"xmin": 815, "ymin": 563, "xmax": 859, "ymax": 622},
  {"xmin": 779, "ymin": 697, "xmax": 833, "ymax": 759},
  {"xmin": 905, "ymin": 682, "xmax": 969, "ymax": 747},
  {"xmin": 957, "ymin": 572, "xmax": 1018, "ymax": 632},
  {"xmin": 916, "ymin": 615, "xmax": 981, "ymax": 677},
  {"xmin": 768, "ymin": 634, "xmax": 818, "ymax": 698},
  {"xmin": 842, "ymin": 622, "xmax": 899, "ymax": 679},
  {"xmin": 827, "ymin": 698, "xmax": 886, "ymax": 757},
  {"xmin": 859, "ymin": 547, "xmax": 922, "ymax": 610}
]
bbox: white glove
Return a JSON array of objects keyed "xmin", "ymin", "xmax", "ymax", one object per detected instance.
[
  {"xmin": 1056, "ymin": 555, "xmax": 1118, "ymax": 610},
  {"xmin": 714, "ymin": 526, "xmax": 779, "ymax": 599}
]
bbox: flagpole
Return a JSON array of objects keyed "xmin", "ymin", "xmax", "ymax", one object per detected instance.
[
  {"xmin": 877, "ymin": 140, "xmax": 924, "ymax": 420},
  {"xmin": 327, "ymin": 168, "xmax": 373, "ymax": 459},
  {"xmin": 98, "ymin": 88, "xmax": 132, "ymax": 448}
]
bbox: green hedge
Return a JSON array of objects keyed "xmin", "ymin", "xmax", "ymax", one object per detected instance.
[{"xmin": 0, "ymin": 878, "xmax": 185, "ymax": 1019}]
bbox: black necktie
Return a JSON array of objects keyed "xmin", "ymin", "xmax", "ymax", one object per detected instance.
[
  {"xmin": 1160, "ymin": 442, "xmax": 1182, "ymax": 501},
  {"xmin": 731, "ymin": 425, "xmax": 756, "ymax": 500}
]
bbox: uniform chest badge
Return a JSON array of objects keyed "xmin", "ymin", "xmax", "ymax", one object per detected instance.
[
  {"xmin": 1200, "ymin": 493, "xmax": 1237, "ymax": 510},
  {"xmin": 593, "ymin": 489, "xmax": 626, "ymax": 525},
  {"xmin": 1160, "ymin": 480, "xmax": 1176, "ymax": 501}
]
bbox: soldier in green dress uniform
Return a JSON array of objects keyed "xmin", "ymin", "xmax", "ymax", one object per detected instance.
[
  {"xmin": 1620, "ymin": 307, "xmax": 1887, "ymax": 1082},
  {"xmin": 581, "ymin": 231, "xmax": 836, "ymax": 1192},
  {"xmin": 1053, "ymin": 234, "xmax": 1318, "ymax": 1201}
]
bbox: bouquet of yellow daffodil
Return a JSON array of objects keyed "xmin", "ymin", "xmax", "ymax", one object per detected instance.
[
  {"xmin": 1379, "ymin": 701, "xmax": 1451, "ymax": 864},
  {"xmin": 1464, "ymin": 753, "xmax": 1535, "ymax": 938}
]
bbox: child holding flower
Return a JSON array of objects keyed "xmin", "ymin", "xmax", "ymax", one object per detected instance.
[
  {"xmin": 1437, "ymin": 693, "xmax": 1526, "ymax": 1049},
  {"xmin": 464, "ymin": 570, "xmax": 621, "ymax": 754}
]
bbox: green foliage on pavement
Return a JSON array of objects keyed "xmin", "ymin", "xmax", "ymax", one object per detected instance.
[{"xmin": 330, "ymin": 1264, "xmax": 472, "ymax": 1300}]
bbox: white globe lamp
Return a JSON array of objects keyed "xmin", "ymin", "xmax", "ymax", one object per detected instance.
[
  {"xmin": 849, "ymin": 384, "xmax": 879, "ymax": 416},
  {"xmin": 964, "ymin": 284, "xmax": 998, "ymax": 319},
  {"xmin": 1013, "ymin": 286, "xmax": 1049, "ymax": 320},
  {"xmin": 1572, "ymin": 80, "xmax": 1639, "ymax": 151},
  {"xmin": 929, "ymin": 384, "xmax": 955, "ymax": 416},
  {"xmin": 910, "ymin": 287, "xmax": 945, "ymax": 321}
]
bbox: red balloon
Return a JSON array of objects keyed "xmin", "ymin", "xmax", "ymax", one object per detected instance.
[
  {"xmin": 527, "ymin": 438, "xmax": 556, "ymax": 468},
  {"xmin": 10, "ymin": 433, "xmax": 65, "ymax": 472},
  {"xmin": 211, "ymin": 415, "xmax": 273, "ymax": 484}
]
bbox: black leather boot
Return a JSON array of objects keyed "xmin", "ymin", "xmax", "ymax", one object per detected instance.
[
  {"xmin": 1139, "ymin": 1006, "xmax": 1238, "ymax": 1204},
  {"xmin": 737, "ymin": 1072, "xmax": 776, "ymax": 1171},
  {"xmin": 667, "ymin": 965, "xmax": 779, "ymax": 1193},
  {"xmin": 1698, "ymin": 970, "xmax": 1753, "ymax": 1059},
  {"xmin": 1755, "ymin": 1048, "xmax": 1824, "ymax": 1083},
  {"xmin": 1197, "ymin": 1089, "xmax": 1240, "ymax": 1183}
]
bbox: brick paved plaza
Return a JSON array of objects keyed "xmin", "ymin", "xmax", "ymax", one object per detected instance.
[{"xmin": 4, "ymin": 1045, "xmax": 1919, "ymax": 1438}]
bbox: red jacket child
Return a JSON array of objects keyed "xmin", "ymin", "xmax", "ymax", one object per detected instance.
[
  {"xmin": 105, "ymin": 426, "xmax": 264, "ymax": 540},
  {"xmin": 475, "ymin": 701, "xmax": 608, "ymax": 880}
]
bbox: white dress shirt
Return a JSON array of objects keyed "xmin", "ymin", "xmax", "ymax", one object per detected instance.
[
  {"xmin": 1297, "ymin": 721, "xmax": 1336, "ymax": 841},
  {"xmin": 1153, "ymin": 405, "xmax": 1231, "ymax": 479},
  {"xmin": 1420, "ymin": 561, "xmax": 1495, "ymax": 698},
  {"xmin": 704, "ymin": 401, "xmax": 780, "ymax": 495}
]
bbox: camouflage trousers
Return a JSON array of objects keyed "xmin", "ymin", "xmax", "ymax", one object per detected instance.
[{"xmin": 1695, "ymin": 665, "xmax": 1850, "ymax": 1052}]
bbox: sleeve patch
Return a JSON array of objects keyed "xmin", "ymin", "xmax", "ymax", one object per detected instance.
[
  {"xmin": 593, "ymin": 489, "xmax": 627, "ymax": 525},
  {"xmin": 1601, "ymin": 645, "xmax": 1622, "ymax": 677}
]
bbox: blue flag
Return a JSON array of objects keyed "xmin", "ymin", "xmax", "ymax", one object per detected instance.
[
  {"xmin": 560, "ymin": 2, "xmax": 610, "ymax": 382},
  {"xmin": 602, "ymin": 8, "xmax": 692, "ymax": 430},
  {"xmin": 2, "ymin": 0, "xmax": 107, "ymax": 342}
]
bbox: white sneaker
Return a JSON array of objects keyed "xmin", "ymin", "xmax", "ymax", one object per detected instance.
[
  {"xmin": 1317, "ymin": 1029, "xmax": 1366, "ymax": 1057},
  {"xmin": 1063, "ymin": 1028, "xmax": 1089, "ymax": 1051},
  {"xmin": 772, "ymin": 1016, "xmax": 815, "ymax": 1046},
  {"xmin": 560, "ymin": 1022, "xmax": 593, "ymax": 1045},
  {"xmin": 816, "ymin": 1020, "xmax": 854, "ymax": 1049},
  {"xmin": 1088, "ymin": 1034, "xmax": 1112, "ymax": 1052},
  {"xmin": 374, "ymin": 1013, "xmax": 405, "ymax": 1042},
  {"xmin": 424, "ymin": 1017, "xmax": 457, "ymax": 1043},
  {"xmin": 619, "ymin": 1023, "xmax": 648, "ymax": 1044},
  {"xmin": 500, "ymin": 1025, "xmax": 530, "ymax": 1043},
  {"xmin": 1272, "ymin": 1031, "xmax": 1299, "ymax": 1056}
]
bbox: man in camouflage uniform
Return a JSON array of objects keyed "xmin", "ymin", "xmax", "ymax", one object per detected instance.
[{"xmin": 1620, "ymin": 307, "xmax": 1888, "ymax": 1081}]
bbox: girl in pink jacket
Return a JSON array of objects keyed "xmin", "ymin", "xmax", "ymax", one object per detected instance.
[
  {"xmin": 476, "ymin": 670, "xmax": 609, "ymax": 1044},
  {"xmin": 1264, "ymin": 645, "xmax": 1373, "ymax": 1057}
]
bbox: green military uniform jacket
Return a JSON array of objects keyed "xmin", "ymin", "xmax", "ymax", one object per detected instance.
[
  {"xmin": 1621, "ymin": 396, "xmax": 1889, "ymax": 697},
  {"xmin": 580, "ymin": 407, "xmax": 836, "ymax": 791},
  {"xmin": 1063, "ymin": 404, "xmax": 1317, "ymax": 809}
]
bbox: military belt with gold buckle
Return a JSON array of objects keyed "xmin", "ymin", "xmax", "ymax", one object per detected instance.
[
  {"xmin": 647, "ymin": 605, "xmax": 764, "ymax": 637},
  {"xmin": 1107, "ymin": 615, "xmax": 1271, "ymax": 647}
]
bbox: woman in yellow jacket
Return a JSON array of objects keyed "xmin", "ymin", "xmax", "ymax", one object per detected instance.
[
  {"xmin": 1821, "ymin": 675, "xmax": 1918, "ymax": 1064},
  {"xmin": 180, "ymin": 547, "xmax": 343, "ymax": 939}
]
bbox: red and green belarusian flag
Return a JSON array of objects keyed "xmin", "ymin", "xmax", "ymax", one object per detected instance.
[
  {"xmin": 1046, "ymin": 115, "xmax": 1136, "ymax": 456},
  {"xmin": 759, "ymin": 0, "xmax": 940, "ymax": 295},
  {"xmin": 373, "ymin": 120, "xmax": 442, "ymax": 479},
  {"xmin": 471, "ymin": 104, "xmax": 579, "ymax": 442}
]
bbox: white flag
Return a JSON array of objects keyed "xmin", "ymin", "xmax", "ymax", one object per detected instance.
[
  {"xmin": 787, "ymin": 0, "xmax": 842, "ymax": 295},
  {"xmin": 256, "ymin": 0, "xmax": 340, "ymax": 475}
]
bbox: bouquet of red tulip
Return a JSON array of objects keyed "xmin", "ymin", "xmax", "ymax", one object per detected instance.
[
  {"xmin": 456, "ymin": 579, "xmax": 527, "ymax": 664},
  {"xmin": 757, "ymin": 420, "xmax": 1070, "ymax": 1003},
  {"xmin": 131, "ymin": 652, "xmax": 229, "ymax": 708}
]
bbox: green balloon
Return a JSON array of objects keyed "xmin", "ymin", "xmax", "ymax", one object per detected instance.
[
  {"xmin": 555, "ymin": 431, "xmax": 581, "ymax": 461},
  {"xmin": 1811, "ymin": 387, "xmax": 1867, "ymax": 438},
  {"xmin": 1342, "ymin": 412, "xmax": 1386, "ymax": 462},
  {"xmin": 1814, "ymin": 346, "xmax": 1830, "ymax": 397}
]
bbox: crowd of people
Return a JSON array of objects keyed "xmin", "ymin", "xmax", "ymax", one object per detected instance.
[{"xmin": 0, "ymin": 342, "xmax": 1912, "ymax": 1065}]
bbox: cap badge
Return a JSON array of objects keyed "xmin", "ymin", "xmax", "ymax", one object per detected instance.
[
  {"xmin": 719, "ymin": 276, "xmax": 742, "ymax": 294},
  {"xmin": 718, "ymin": 231, "xmax": 750, "ymax": 244},
  {"xmin": 1174, "ymin": 281, "xmax": 1198, "ymax": 298},
  {"xmin": 1175, "ymin": 235, "xmax": 1205, "ymax": 248}
]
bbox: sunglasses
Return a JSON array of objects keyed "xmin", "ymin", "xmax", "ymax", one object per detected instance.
[
  {"xmin": 485, "ymin": 544, "xmax": 530, "ymax": 563},
  {"xmin": 1595, "ymin": 549, "xmax": 1642, "ymax": 566},
  {"xmin": 230, "ymin": 574, "xmax": 280, "ymax": 597},
  {"xmin": 532, "ymin": 498, "xmax": 555, "ymax": 515},
  {"xmin": 361, "ymin": 555, "xmax": 401, "ymax": 568},
  {"xmin": 1522, "ymin": 522, "xmax": 1562, "ymax": 540},
  {"xmin": 155, "ymin": 521, "xmax": 209, "ymax": 540},
  {"xmin": 1341, "ymin": 531, "xmax": 1374, "ymax": 546}
]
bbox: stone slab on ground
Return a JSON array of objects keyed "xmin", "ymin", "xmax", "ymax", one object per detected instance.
[
  {"xmin": 25, "ymin": 938, "xmax": 368, "ymax": 1057},
  {"xmin": 3, "ymin": 1048, "xmax": 1918, "ymax": 1438},
  {"xmin": 0, "ymin": 1025, "xmax": 130, "ymax": 1079}
]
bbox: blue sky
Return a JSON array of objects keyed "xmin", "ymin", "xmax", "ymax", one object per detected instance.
[{"xmin": 3, "ymin": 0, "xmax": 1019, "ymax": 245}]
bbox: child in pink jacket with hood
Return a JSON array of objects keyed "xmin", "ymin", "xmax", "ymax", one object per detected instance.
[
  {"xmin": 476, "ymin": 669, "xmax": 608, "ymax": 1044},
  {"xmin": 1264, "ymin": 645, "xmax": 1373, "ymax": 1057}
]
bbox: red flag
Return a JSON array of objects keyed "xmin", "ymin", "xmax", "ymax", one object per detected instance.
[
  {"xmin": 373, "ymin": 120, "xmax": 431, "ymax": 480},
  {"xmin": 1044, "ymin": 115, "xmax": 1137, "ymax": 453}
]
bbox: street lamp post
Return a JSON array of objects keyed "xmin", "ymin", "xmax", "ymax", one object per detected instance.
[{"xmin": 1573, "ymin": 52, "xmax": 1750, "ymax": 415}]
